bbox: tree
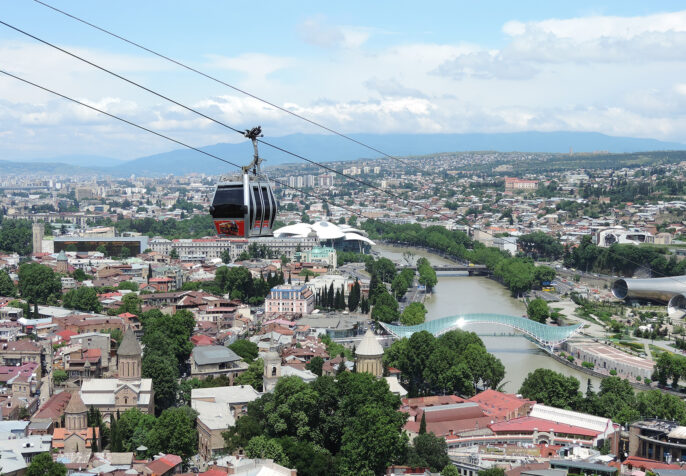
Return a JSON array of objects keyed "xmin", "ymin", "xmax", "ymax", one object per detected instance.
[
  {"xmin": 442, "ymin": 465, "xmax": 460, "ymax": 476},
  {"xmin": 96, "ymin": 244, "xmax": 107, "ymax": 255},
  {"xmin": 148, "ymin": 407, "xmax": 198, "ymax": 462},
  {"xmin": 339, "ymin": 402, "xmax": 408, "ymax": 475},
  {"xmin": 407, "ymin": 432, "xmax": 450, "ymax": 472},
  {"xmin": 419, "ymin": 412, "xmax": 426, "ymax": 434},
  {"xmin": 53, "ymin": 369, "xmax": 68, "ymax": 385},
  {"xmin": 519, "ymin": 369, "xmax": 583, "ymax": 410},
  {"xmin": 348, "ymin": 279, "xmax": 361, "ymax": 312},
  {"xmin": 26, "ymin": 452, "xmax": 67, "ymax": 476},
  {"xmin": 234, "ymin": 358, "xmax": 264, "ymax": 391},
  {"xmin": 72, "ymin": 268, "xmax": 88, "ymax": 282},
  {"xmin": 306, "ymin": 356, "xmax": 324, "ymax": 376},
  {"xmin": 142, "ymin": 351, "xmax": 179, "ymax": 414},
  {"xmin": 220, "ymin": 249, "xmax": 231, "ymax": 264},
  {"xmin": 401, "ymin": 302, "xmax": 427, "ymax": 326},
  {"xmin": 117, "ymin": 280, "xmax": 138, "ymax": 291},
  {"xmin": 118, "ymin": 293, "xmax": 141, "ymax": 315},
  {"xmin": 113, "ymin": 408, "xmax": 156, "ymax": 453},
  {"xmin": 479, "ymin": 469, "xmax": 505, "ymax": 476},
  {"xmin": 63, "ymin": 287, "xmax": 102, "ymax": 313},
  {"xmin": 371, "ymin": 288, "xmax": 399, "ymax": 323},
  {"xmin": 527, "ymin": 298, "xmax": 550, "ymax": 324},
  {"xmin": 636, "ymin": 390, "xmax": 686, "ymax": 424},
  {"xmin": 229, "ymin": 339, "xmax": 259, "ymax": 362},
  {"xmin": 518, "ymin": 231, "xmax": 564, "ymax": 260},
  {"xmin": 120, "ymin": 246, "xmax": 131, "ymax": 259},
  {"xmin": 18, "ymin": 263, "xmax": 62, "ymax": 304},
  {"xmin": 0, "ymin": 268, "xmax": 16, "ymax": 297},
  {"xmin": 245, "ymin": 436, "xmax": 290, "ymax": 467},
  {"xmin": 417, "ymin": 258, "xmax": 437, "ymax": 292},
  {"xmin": 0, "ymin": 219, "xmax": 32, "ymax": 255}
]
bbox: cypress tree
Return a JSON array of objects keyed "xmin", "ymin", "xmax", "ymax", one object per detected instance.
[
  {"xmin": 334, "ymin": 290, "xmax": 342, "ymax": 310},
  {"xmin": 92, "ymin": 424, "xmax": 99, "ymax": 452},
  {"xmin": 419, "ymin": 411, "xmax": 427, "ymax": 434},
  {"xmin": 327, "ymin": 283, "xmax": 334, "ymax": 309}
]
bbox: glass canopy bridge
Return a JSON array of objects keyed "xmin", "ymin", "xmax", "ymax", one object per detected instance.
[{"xmin": 379, "ymin": 314, "xmax": 583, "ymax": 352}]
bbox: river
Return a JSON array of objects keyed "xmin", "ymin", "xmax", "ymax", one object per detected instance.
[{"xmin": 376, "ymin": 244, "xmax": 601, "ymax": 393}]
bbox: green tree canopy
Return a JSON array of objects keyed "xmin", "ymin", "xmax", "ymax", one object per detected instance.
[
  {"xmin": 405, "ymin": 432, "xmax": 450, "ymax": 472},
  {"xmin": 148, "ymin": 407, "xmax": 198, "ymax": 462},
  {"xmin": 519, "ymin": 369, "xmax": 583, "ymax": 410},
  {"xmin": 527, "ymin": 298, "xmax": 550, "ymax": 324},
  {"xmin": 63, "ymin": 286, "xmax": 102, "ymax": 313},
  {"xmin": 0, "ymin": 268, "xmax": 16, "ymax": 297},
  {"xmin": 229, "ymin": 339, "xmax": 259, "ymax": 362},
  {"xmin": 0, "ymin": 219, "xmax": 32, "ymax": 255},
  {"xmin": 26, "ymin": 452, "xmax": 67, "ymax": 476},
  {"xmin": 385, "ymin": 330, "xmax": 502, "ymax": 397},
  {"xmin": 401, "ymin": 302, "xmax": 427, "ymax": 326},
  {"xmin": 306, "ymin": 356, "xmax": 324, "ymax": 376},
  {"xmin": 518, "ymin": 231, "xmax": 564, "ymax": 260},
  {"xmin": 18, "ymin": 262, "xmax": 62, "ymax": 304},
  {"xmin": 224, "ymin": 373, "xmax": 407, "ymax": 475}
]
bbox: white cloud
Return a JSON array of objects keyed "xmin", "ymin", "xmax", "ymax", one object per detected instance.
[
  {"xmin": 298, "ymin": 16, "xmax": 371, "ymax": 49},
  {"xmin": 203, "ymin": 53, "xmax": 294, "ymax": 77},
  {"xmin": 5, "ymin": 8, "xmax": 686, "ymax": 160}
]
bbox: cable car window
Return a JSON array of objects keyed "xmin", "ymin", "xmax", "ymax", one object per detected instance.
[
  {"xmin": 252, "ymin": 185, "xmax": 263, "ymax": 229},
  {"xmin": 211, "ymin": 186, "xmax": 244, "ymax": 219},
  {"xmin": 260, "ymin": 186, "xmax": 271, "ymax": 227}
]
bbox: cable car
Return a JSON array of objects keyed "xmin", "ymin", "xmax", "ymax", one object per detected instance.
[{"xmin": 209, "ymin": 126, "xmax": 277, "ymax": 238}]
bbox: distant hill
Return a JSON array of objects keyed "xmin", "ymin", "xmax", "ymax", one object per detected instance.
[
  {"xmin": 22, "ymin": 154, "xmax": 125, "ymax": 168},
  {"xmin": 2, "ymin": 131, "xmax": 685, "ymax": 177},
  {"xmin": 0, "ymin": 160, "xmax": 94, "ymax": 176}
]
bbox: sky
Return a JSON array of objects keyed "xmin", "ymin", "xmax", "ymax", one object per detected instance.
[{"xmin": 2, "ymin": 1, "xmax": 686, "ymax": 160}]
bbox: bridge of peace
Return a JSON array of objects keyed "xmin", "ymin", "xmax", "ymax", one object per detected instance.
[{"xmin": 380, "ymin": 313, "xmax": 583, "ymax": 352}]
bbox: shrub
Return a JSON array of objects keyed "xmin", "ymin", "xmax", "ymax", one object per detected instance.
[{"xmin": 609, "ymin": 369, "xmax": 617, "ymax": 376}]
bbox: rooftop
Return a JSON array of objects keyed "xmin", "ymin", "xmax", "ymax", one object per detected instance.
[{"xmin": 193, "ymin": 345, "xmax": 241, "ymax": 366}]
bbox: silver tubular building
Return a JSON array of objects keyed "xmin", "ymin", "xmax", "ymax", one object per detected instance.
[{"xmin": 611, "ymin": 276, "xmax": 686, "ymax": 314}]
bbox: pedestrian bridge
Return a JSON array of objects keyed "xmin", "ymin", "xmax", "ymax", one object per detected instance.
[{"xmin": 379, "ymin": 314, "xmax": 583, "ymax": 351}]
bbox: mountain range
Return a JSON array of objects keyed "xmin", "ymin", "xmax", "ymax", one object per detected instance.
[{"xmin": 2, "ymin": 131, "xmax": 685, "ymax": 177}]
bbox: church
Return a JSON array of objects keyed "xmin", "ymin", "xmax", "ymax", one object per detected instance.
[
  {"xmin": 52, "ymin": 391, "xmax": 101, "ymax": 452},
  {"xmin": 80, "ymin": 328, "xmax": 154, "ymax": 417}
]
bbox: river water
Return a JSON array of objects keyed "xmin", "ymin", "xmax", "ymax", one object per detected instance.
[{"xmin": 376, "ymin": 244, "xmax": 601, "ymax": 393}]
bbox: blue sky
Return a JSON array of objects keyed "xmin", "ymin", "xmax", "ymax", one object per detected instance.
[{"xmin": 2, "ymin": 1, "xmax": 686, "ymax": 160}]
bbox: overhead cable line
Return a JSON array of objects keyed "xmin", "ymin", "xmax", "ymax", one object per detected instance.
[
  {"xmin": 32, "ymin": 0, "xmax": 427, "ymax": 175},
  {"xmin": 0, "ymin": 19, "xmax": 454, "ymax": 223},
  {"xmin": 0, "ymin": 69, "xmax": 366, "ymax": 220}
]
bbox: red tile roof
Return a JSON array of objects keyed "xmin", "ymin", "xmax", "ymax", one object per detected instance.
[
  {"xmin": 34, "ymin": 392, "xmax": 72, "ymax": 420},
  {"xmin": 489, "ymin": 416, "xmax": 600, "ymax": 438},
  {"xmin": 622, "ymin": 456, "xmax": 683, "ymax": 471},
  {"xmin": 467, "ymin": 389, "xmax": 532, "ymax": 418}
]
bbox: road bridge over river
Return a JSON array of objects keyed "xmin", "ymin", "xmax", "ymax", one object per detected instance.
[{"xmin": 399, "ymin": 263, "xmax": 490, "ymax": 275}]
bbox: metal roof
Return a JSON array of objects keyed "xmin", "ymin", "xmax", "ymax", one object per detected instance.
[{"xmin": 193, "ymin": 345, "xmax": 241, "ymax": 365}]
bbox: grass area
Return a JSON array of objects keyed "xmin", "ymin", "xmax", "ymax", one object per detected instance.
[
  {"xmin": 616, "ymin": 341, "xmax": 644, "ymax": 352},
  {"xmin": 650, "ymin": 344, "xmax": 676, "ymax": 358}
]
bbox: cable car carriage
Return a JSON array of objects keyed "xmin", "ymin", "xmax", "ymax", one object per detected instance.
[{"xmin": 209, "ymin": 126, "xmax": 277, "ymax": 238}]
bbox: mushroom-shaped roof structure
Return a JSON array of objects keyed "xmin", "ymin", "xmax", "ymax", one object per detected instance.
[{"xmin": 311, "ymin": 221, "xmax": 346, "ymax": 240}]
